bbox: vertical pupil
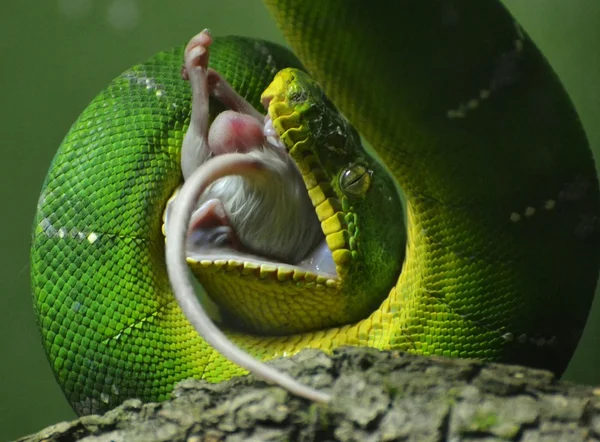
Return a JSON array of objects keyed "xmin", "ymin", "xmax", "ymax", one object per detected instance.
[{"xmin": 342, "ymin": 167, "xmax": 365, "ymax": 193}]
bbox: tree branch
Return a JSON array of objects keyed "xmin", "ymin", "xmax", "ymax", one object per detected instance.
[{"xmin": 18, "ymin": 348, "xmax": 600, "ymax": 441}]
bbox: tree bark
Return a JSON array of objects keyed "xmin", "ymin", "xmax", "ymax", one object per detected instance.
[{"xmin": 17, "ymin": 348, "xmax": 600, "ymax": 442}]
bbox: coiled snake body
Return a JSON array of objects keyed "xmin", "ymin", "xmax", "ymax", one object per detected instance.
[{"xmin": 31, "ymin": 1, "xmax": 600, "ymax": 415}]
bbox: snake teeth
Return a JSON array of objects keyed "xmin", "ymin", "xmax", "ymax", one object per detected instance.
[
  {"xmin": 263, "ymin": 114, "xmax": 276, "ymax": 136},
  {"xmin": 264, "ymin": 115, "xmax": 286, "ymax": 150}
]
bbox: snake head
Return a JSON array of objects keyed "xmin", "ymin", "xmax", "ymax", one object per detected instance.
[
  {"xmin": 262, "ymin": 69, "xmax": 368, "ymax": 182},
  {"xmin": 186, "ymin": 68, "xmax": 405, "ymax": 336}
]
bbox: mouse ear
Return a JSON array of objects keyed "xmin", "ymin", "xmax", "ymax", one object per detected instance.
[{"xmin": 187, "ymin": 198, "xmax": 242, "ymax": 251}]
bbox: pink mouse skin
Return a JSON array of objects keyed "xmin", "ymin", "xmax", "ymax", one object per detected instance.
[{"xmin": 208, "ymin": 111, "xmax": 265, "ymax": 156}]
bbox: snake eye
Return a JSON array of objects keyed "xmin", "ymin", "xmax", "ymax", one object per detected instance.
[{"xmin": 339, "ymin": 163, "xmax": 373, "ymax": 198}]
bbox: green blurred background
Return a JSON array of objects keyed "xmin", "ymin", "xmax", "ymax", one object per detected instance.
[{"xmin": 1, "ymin": 1, "xmax": 599, "ymax": 440}]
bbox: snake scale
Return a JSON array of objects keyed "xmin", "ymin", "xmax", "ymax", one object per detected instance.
[{"xmin": 31, "ymin": 0, "xmax": 600, "ymax": 415}]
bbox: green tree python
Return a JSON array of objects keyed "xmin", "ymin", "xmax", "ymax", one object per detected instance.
[{"xmin": 31, "ymin": 0, "xmax": 600, "ymax": 415}]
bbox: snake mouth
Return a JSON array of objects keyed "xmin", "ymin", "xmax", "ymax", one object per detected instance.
[
  {"xmin": 263, "ymin": 113, "xmax": 286, "ymax": 150},
  {"xmin": 175, "ymin": 69, "xmax": 357, "ymax": 282},
  {"xmin": 172, "ymin": 114, "xmax": 337, "ymax": 280},
  {"xmin": 162, "ymin": 95, "xmax": 339, "ymax": 287},
  {"xmin": 161, "ymin": 68, "xmax": 371, "ymax": 335},
  {"xmin": 161, "ymin": 118, "xmax": 342, "ymax": 335}
]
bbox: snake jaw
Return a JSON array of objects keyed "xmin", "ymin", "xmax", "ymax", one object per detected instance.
[
  {"xmin": 159, "ymin": 69, "xmax": 379, "ymax": 336},
  {"xmin": 165, "ymin": 66, "xmax": 402, "ymax": 336},
  {"xmin": 164, "ymin": 107, "xmax": 338, "ymax": 278},
  {"xmin": 163, "ymin": 91, "xmax": 343, "ymax": 286},
  {"xmin": 166, "ymin": 70, "xmax": 350, "ymax": 281},
  {"xmin": 160, "ymin": 73, "xmax": 349, "ymax": 335}
]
